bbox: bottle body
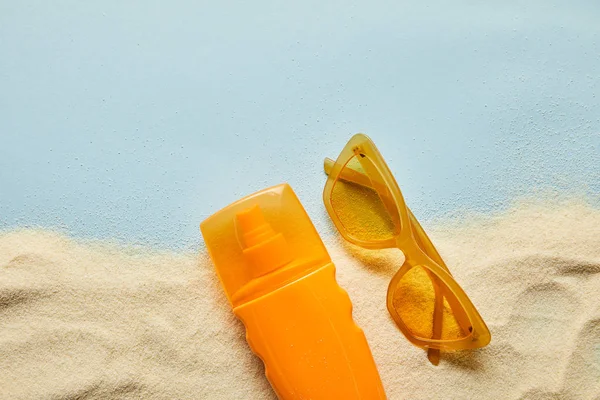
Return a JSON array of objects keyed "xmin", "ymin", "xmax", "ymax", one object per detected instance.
[
  {"xmin": 201, "ymin": 183, "xmax": 386, "ymax": 399},
  {"xmin": 234, "ymin": 262, "xmax": 386, "ymax": 400}
]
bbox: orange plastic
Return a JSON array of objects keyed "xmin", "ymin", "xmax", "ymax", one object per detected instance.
[
  {"xmin": 323, "ymin": 134, "xmax": 491, "ymax": 363},
  {"xmin": 200, "ymin": 183, "xmax": 386, "ymax": 399}
]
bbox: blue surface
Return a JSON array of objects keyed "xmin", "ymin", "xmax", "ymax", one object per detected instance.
[{"xmin": 1, "ymin": 1, "xmax": 599, "ymax": 249}]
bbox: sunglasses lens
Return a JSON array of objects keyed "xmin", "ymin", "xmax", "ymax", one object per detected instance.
[
  {"xmin": 330, "ymin": 155, "xmax": 396, "ymax": 242},
  {"xmin": 392, "ymin": 265, "xmax": 471, "ymax": 341}
]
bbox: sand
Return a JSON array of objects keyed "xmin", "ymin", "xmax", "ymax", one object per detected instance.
[{"xmin": 1, "ymin": 198, "xmax": 599, "ymax": 399}]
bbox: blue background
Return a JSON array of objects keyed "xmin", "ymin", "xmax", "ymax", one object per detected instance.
[{"xmin": 1, "ymin": 1, "xmax": 599, "ymax": 249}]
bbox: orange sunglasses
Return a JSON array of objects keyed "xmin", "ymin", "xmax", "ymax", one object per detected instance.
[{"xmin": 323, "ymin": 133, "xmax": 490, "ymax": 364}]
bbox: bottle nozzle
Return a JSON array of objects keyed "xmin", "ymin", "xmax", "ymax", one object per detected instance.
[
  {"xmin": 237, "ymin": 205, "xmax": 277, "ymax": 248},
  {"xmin": 236, "ymin": 205, "xmax": 292, "ymax": 277}
]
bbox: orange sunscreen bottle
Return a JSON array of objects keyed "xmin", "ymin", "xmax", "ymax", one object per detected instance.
[{"xmin": 200, "ymin": 183, "xmax": 386, "ymax": 399}]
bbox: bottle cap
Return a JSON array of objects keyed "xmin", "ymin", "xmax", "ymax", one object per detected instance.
[
  {"xmin": 200, "ymin": 183, "xmax": 330, "ymax": 305},
  {"xmin": 236, "ymin": 204, "xmax": 292, "ymax": 278}
]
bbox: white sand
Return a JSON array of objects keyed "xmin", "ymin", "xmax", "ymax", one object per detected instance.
[{"xmin": 1, "ymin": 198, "xmax": 599, "ymax": 399}]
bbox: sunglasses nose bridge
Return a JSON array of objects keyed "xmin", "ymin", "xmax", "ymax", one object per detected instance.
[
  {"xmin": 394, "ymin": 234, "xmax": 407, "ymax": 249},
  {"xmin": 394, "ymin": 237, "xmax": 421, "ymax": 264}
]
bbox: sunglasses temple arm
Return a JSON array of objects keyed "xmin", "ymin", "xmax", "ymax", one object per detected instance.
[
  {"xmin": 323, "ymin": 157, "xmax": 335, "ymax": 175},
  {"xmin": 427, "ymin": 283, "xmax": 444, "ymax": 365},
  {"xmin": 324, "ymin": 157, "xmax": 373, "ymax": 187}
]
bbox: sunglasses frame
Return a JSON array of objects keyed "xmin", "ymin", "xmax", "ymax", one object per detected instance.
[{"xmin": 323, "ymin": 133, "xmax": 491, "ymax": 351}]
